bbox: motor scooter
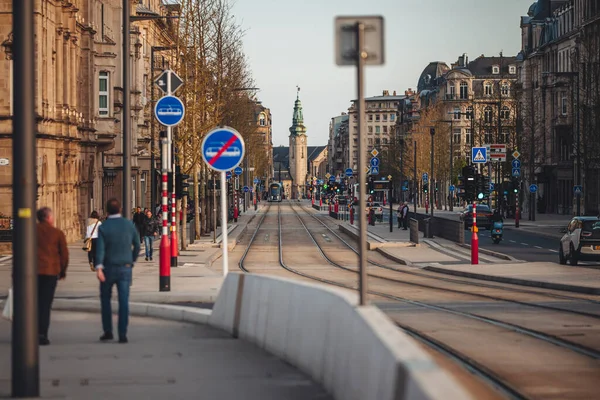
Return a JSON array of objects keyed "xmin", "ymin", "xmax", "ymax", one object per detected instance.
[{"xmin": 491, "ymin": 221, "xmax": 503, "ymax": 244}]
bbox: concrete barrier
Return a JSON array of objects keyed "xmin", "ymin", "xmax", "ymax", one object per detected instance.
[
  {"xmin": 210, "ymin": 273, "xmax": 472, "ymax": 400},
  {"xmin": 409, "ymin": 218, "xmax": 419, "ymax": 245},
  {"xmin": 411, "ymin": 213, "xmax": 464, "ymax": 244}
]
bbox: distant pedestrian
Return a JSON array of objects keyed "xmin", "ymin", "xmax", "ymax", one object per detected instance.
[
  {"xmin": 141, "ymin": 209, "xmax": 159, "ymax": 261},
  {"xmin": 401, "ymin": 202, "xmax": 409, "ymax": 230},
  {"xmin": 132, "ymin": 206, "xmax": 144, "ymax": 242},
  {"xmin": 397, "ymin": 204, "xmax": 402, "ymax": 228},
  {"xmin": 95, "ymin": 198, "xmax": 140, "ymax": 344},
  {"xmin": 36, "ymin": 207, "xmax": 69, "ymax": 345},
  {"xmin": 85, "ymin": 211, "xmax": 101, "ymax": 272}
]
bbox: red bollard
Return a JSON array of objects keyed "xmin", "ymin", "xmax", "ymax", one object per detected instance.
[
  {"xmin": 515, "ymin": 192, "xmax": 520, "ymax": 228},
  {"xmin": 159, "ymin": 172, "xmax": 171, "ymax": 291},
  {"xmin": 471, "ymin": 202, "xmax": 479, "ymax": 265},
  {"xmin": 170, "ymin": 193, "xmax": 178, "ymax": 268},
  {"xmin": 320, "ymin": 197, "xmax": 322, "ymax": 207},
  {"xmin": 335, "ymin": 202, "xmax": 339, "ymax": 213},
  {"xmin": 425, "ymin": 200, "xmax": 429, "ymax": 214}
]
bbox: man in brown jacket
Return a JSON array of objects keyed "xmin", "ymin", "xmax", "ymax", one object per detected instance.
[{"xmin": 36, "ymin": 207, "xmax": 69, "ymax": 345}]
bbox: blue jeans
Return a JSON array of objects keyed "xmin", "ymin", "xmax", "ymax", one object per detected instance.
[
  {"xmin": 143, "ymin": 236, "xmax": 154, "ymax": 258},
  {"xmin": 100, "ymin": 265, "xmax": 132, "ymax": 338}
]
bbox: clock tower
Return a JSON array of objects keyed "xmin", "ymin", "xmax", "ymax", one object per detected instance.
[{"xmin": 288, "ymin": 87, "xmax": 308, "ymax": 199}]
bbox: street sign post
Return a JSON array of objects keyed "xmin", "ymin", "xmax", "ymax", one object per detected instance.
[
  {"xmin": 234, "ymin": 166, "xmax": 243, "ymax": 176},
  {"xmin": 226, "ymin": 171, "xmax": 232, "ymax": 180},
  {"xmin": 370, "ymin": 166, "xmax": 380, "ymax": 175},
  {"xmin": 574, "ymin": 185, "xmax": 583, "ymax": 196},
  {"xmin": 486, "ymin": 144, "xmax": 507, "ymax": 162},
  {"xmin": 422, "ymin": 172, "xmax": 429, "ymax": 183},
  {"xmin": 154, "ymin": 95, "xmax": 185, "ymax": 127},
  {"xmin": 472, "ymin": 147, "xmax": 487, "ymax": 164},
  {"xmin": 243, "ymin": 186, "xmax": 249, "ymax": 193},
  {"xmin": 155, "ymin": 69, "xmax": 184, "ymax": 94},
  {"xmin": 329, "ymin": 175, "xmax": 336, "ymax": 183},
  {"xmin": 253, "ymin": 178, "xmax": 260, "ymax": 185},
  {"xmin": 529, "ymin": 184, "xmax": 538, "ymax": 193},
  {"xmin": 449, "ymin": 185, "xmax": 455, "ymax": 192},
  {"xmin": 336, "ymin": 15, "xmax": 384, "ymax": 306},
  {"xmin": 512, "ymin": 168, "xmax": 521, "ymax": 178},
  {"xmin": 511, "ymin": 159, "xmax": 521, "ymax": 169},
  {"xmin": 370, "ymin": 157, "xmax": 380, "ymax": 167},
  {"xmin": 201, "ymin": 127, "xmax": 245, "ymax": 277},
  {"xmin": 345, "ymin": 168, "xmax": 354, "ymax": 177}
]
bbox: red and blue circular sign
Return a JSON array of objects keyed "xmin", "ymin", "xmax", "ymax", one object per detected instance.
[{"xmin": 201, "ymin": 127, "xmax": 245, "ymax": 172}]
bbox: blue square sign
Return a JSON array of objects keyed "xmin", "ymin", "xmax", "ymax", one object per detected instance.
[{"xmin": 472, "ymin": 147, "xmax": 487, "ymax": 164}]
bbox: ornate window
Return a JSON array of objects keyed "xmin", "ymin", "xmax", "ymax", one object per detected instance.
[
  {"xmin": 484, "ymin": 82, "xmax": 493, "ymax": 96},
  {"xmin": 501, "ymin": 82, "xmax": 510, "ymax": 96},
  {"xmin": 453, "ymin": 107, "xmax": 461, "ymax": 120},
  {"xmin": 466, "ymin": 106, "xmax": 474, "ymax": 119},
  {"xmin": 459, "ymin": 82, "xmax": 468, "ymax": 99},
  {"xmin": 484, "ymin": 106, "xmax": 493, "ymax": 123},
  {"xmin": 259, "ymin": 113, "xmax": 266, "ymax": 126},
  {"xmin": 500, "ymin": 106, "xmax": 510, "ymax": 120},
  {"xmin": 99, "ymin": 71, "xmax": 110, "ymax": 116}
]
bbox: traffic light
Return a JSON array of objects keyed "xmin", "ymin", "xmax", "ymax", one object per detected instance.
[
  {"xmin": 175, "ymin": 167, "xmax": 190, "ymax": 199},
  {"xmin": 423, "ymin": 183, "xmax": 429, "ymax": 193},
  {"xmin": 462, "ymin": 166, "xmax": 476, "ymax": 202},
  {"xmin": 368, "ymin": 176, "xmax": 374, "ymax": 194},
  {"xmin": 475, "ymin": 173, "xmax": 490, "ymax": 200}
]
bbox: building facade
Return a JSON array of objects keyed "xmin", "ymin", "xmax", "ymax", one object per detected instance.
[
  {"xmin": 288, "ymin": 90, "xmax": 308, "ymax": 199},
  {"xmin": 253, "ymin": 102, "xmax": 273, "ymax": 183},
  {"xmin": 328, "ymin": 113, "xmax": 348, "ymax": 177},
  {"xmin": 0, "ymin": 0, "xmax": 177, "ymax": 241},
  {"xmin": 518, "ymin": 0, "xmax": 600, "ymax": 215}
]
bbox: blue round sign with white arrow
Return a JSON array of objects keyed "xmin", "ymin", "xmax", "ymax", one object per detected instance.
[
  {"xmin": 370, "ymin": 157, "xmax": 380, "ymax": 167},
  {"xmin": 154, "ymin": 95, "xmax": 185, "ymax": 127},
  {"xmin": 201, "ymin": 127, "xmax": 245, "ymax": 172}
]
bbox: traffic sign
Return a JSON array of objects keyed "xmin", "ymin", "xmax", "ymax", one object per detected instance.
[
  {"xmin": 422, "ymin": 172, "xmax": 429, "ymax": 182},
  {"xmin": 370, "ymin": 166, "xmax": 380, "ymax": 175},
  {"xmin": 234, "ymin": 166, "xmax": 243, "ymax": 176},
  {"xmin": 155, "ymin": 95, "xmax": 185, "ymax": 127},
  {"xmin": 574, "ymin": 185, "xmax": 583, "ymax": 196},
  {"xmin": 511, "ymin": 159, "xmax": 521, "ymax": 169},
  {"xmin": 201, "ymin": 127, "xmax": 245, "ymax": 172},
  {"xmin": 529, "ymin": 184, "xmax": 538, "ymax": 193},
  {"xmin": 253, "ymin": 178, "xmax": 260, "ymax": 184},
  {"xmin": 388, "ymin": 175, "xmax": 392, "ymax": 180},
  {"xmin": 490, "ymin": 183, "xmax": 495, "ymax": 191},
  {"xmin": 472, "ymin": 147, "xmax": 487, "ymax": 163},
  {"xmin": 370, "ymin": 149, "xmax": 379, "ymax": 157},
  {"xmin": 155, "ymin": 69, "xmax": 184, "ymax": 94},
  {"xmin": 226, "ymin": 171, "xmax": 232, "ymax": 180},
  {"xmin": 345, "ymin": 168, "xmax": 354, "ymax": 177},
  {"xmin": 243, "ymin": 186, "xmax": 249, "ymax": 193},
  {"xmin": 370, "ymin": 157, "xmax": 380, "ymax": 167},
  {"xmin": 329, "ymin": 175, "xmax": 336, "ymax": 182},
  {"xmin": 318, "ymin": 179, "xmax": 324, "ymax": 185},
  {"xmin": 512, "ymin": 150, "xmax": 521, "ymax": 159},
  {"xmin": 512, "ymin": 168, "xmax": 521, "ymax": 178},
  {"xmin": 449, "ymin": 185, "xmax": 455, "ymax": 192},
  {"xmin": 325, "ymin": 173, "xmax": 331, "ymax": 179}
]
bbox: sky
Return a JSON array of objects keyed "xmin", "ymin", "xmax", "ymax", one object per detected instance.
[{"xmin": 231, "ymin": 0, "xmax": 530, "ymax": 147}]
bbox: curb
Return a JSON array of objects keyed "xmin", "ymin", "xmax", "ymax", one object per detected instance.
[
  {"xmin": 504, "ymin": 226, "xmax": 564, "ymax": 240},
  {"xmin": 456, "ymin": 243, "xmax": 518, "ymax": 262},
  {"xmin": 422, "ymin": 266, "xmax": 600, "ymax": 295},
  {"xmin": 51, "ymin": 299, "xmax": 213, "ymax": 325},
  {"xmin": 375, "ymin": 247, "xmax": 411, "ymax": 266},
  {"xmin": 339, "ymin": 223, "xmax": 414, "ymax": 250}
]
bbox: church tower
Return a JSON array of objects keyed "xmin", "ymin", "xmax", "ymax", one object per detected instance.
[{"xmin": 289, "ymin": 87, "xmax": 308, "ymax": 199}]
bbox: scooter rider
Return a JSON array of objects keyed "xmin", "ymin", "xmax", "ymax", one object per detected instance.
[{"xmin": 491, "ymin": 209, "xmax": 504, "ymax": 223}]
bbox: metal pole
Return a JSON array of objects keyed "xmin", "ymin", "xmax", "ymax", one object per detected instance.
[
  {"xmin": 213, "ymin": 174, "xmax": 217, "ymax": 243},
  {"xmin": 389, "ymin": 181, "xmax": 393, "ymax": 232},
  {"xmin": 413, "ymin": 140, "xmax": 417, "ymax": 218},
  {"xmin": 12, "ymin": 0, "xmax": 39, "ymax": 396},
  {"xmin": 150, "ymin": 47, "xmax": 156, "ymax": 210},
  {"xmin": 576, "ymin": 72, "xmax": 581, "ymax": 216},
  {"xmin": 159, "ymin": 132, "xmax": 171, "ymax": 291},
  {"xmin": 221, "ymin": 171, "xmax": 228, "ymax": 276},
  {"xmin": 430, "ymin": 129, "xmax": 435, "ymax": 217},
  {"xmin": 243, "ymin": 157, "xmax": 248, "ymax": 211},
  {"xmin": 356, "ymin": 22, "xmax": 368, "ymax": 306},
  {"xmin": 122, "ymin": 0, "xmax": 131, "ymax": 219},
  {"xmin": 449, "ymin": 120, "xmax": 453, "ymax": 211}
]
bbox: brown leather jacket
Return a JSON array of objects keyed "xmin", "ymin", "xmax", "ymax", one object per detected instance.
[{"xmin": 37, "ymin": 221, "xmax": 69, "ymax": 277}]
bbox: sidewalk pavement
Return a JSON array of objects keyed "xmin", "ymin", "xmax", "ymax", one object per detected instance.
[
  {"xmin": 0, "ymin": 205, "xmax": 267, "ymax": 304},
  {"xmin": 0, "ymin": 310, "xmax": 332, "ymax": 399}
]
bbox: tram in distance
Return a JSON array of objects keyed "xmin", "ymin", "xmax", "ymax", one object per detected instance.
[{"xmin": 268, "ymin": 182, "xmax": 283, "ymax": 202}]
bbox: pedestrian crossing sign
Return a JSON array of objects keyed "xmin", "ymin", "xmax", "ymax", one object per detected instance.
[{"xmin": 472, "ymin": 147, "xmax": 487, "ymax": 164}]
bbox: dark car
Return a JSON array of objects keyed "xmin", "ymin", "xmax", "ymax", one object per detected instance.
[
  {"xmin": 559, "ymin": 217, "xmax": 600, "ymax": 265},
  {"xmin": 460, "ymin": 204, "xmax": 492, "ymax": 230}
]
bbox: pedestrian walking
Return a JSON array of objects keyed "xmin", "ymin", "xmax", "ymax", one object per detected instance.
[
  {"xmin": 84, "ymin": 211, "xmax": 101, "ymax": 272},
  {"xmin": 141, "ymin": 209, "xmax": 159, "ymax": 261},
  {"xmin": 401, "ymin": 202, "xmax": 409, "ymax": 230},
  {"xmin": 36, "ymin": 207, "xmax": 69, "ymax": 345},
  {"xmin": 132, "ymin": 206, "xmax": 144, "ymax": 243},
  {"xmin": 95, "ymin": 198, "xmax": 140, "ymax": 344},
  {"xmin": 397, "ymin": 204, "xmax": 402, "ymax": 229}
]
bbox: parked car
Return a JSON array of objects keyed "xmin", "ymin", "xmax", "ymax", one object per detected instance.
[
  {"xmin": 460, "ymin": 204, "xmax": 492, "ymax": 230},
  {"xmin": 559, "ymin": 217, "xmax": 600, "ymax": 266},
  {"xmin": 366, "ymin": 202, "xmax": 384, "ymax": 221}
]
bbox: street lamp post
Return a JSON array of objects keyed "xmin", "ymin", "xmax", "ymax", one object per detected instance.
[{"xmin": 430, "ymin": 127, "xmax": 435, "ymax": 217}]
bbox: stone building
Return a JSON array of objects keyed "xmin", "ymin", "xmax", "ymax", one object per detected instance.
[
  {"xmin": 518, "ymin": 0, "xmax": 600, "ymax": 215},
  {"xmin": 253, "ymin": 102, "xmax": 273, "ymax": 183},
  {"xmin": 288, "ymin": 89, "xmax": 308, "ymax": 199},
  {"xmin": 328, "ymin": 113, "xmax": 348, "ymax": 178},
  {"xmin": 0, "ymin": 0, "xmax": 177, "ymax": 242}
]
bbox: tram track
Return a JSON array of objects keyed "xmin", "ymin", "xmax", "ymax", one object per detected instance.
[{"xmin": 238, "ymin": 202, "xmax": 600, "ymax": 398}]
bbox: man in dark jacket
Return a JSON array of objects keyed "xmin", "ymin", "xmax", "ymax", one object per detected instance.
[
  {"xmin": 132, "ymin": 207, "xmax": 144, "ymax": 243},
  {"xmin": 36, "ymin": 207, "xmax": 69, "ymax": 345},
  {"xmin": 95, "ymin": 198, "xmax": 140, "ymax": 343},
  {"xmin": 141, "ymin": 209, "xmax": 159, "ymax": 261}
]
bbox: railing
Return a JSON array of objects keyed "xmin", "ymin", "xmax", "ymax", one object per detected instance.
[{"xmin": 0, "ymin": 217, "xmax": 13, "ymax": 242}]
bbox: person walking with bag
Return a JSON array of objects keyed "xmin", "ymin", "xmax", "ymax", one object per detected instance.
[
  {"xmin": 401, "ymin": 202, "xmax": 409, "ymax": 230},
  {"xmin": 95, "ymin": 198, "xmax": 140, "ymax": 343},
  {"xmin": 84, "ymin": 211, "xmax": 101, "ymax": 271},
  {"xmin": 36, "ymin": 207, "xmax": 69, "ymax": 345}
]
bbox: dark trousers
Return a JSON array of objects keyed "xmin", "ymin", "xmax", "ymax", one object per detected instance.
[
  {"xmin": 100, "ymin": 265, "xmax": 132, "ymax": 338},
  {"xmin": 402, "ymin": 215, "xmax": 408, "ymax": 229},
  {"xmin": 38, "ymin": 275, "xmax": 58, "ymax": 338},
  {"xmin": 87, "ymin": 238, "xmax": 97, "ymax": 264}
]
